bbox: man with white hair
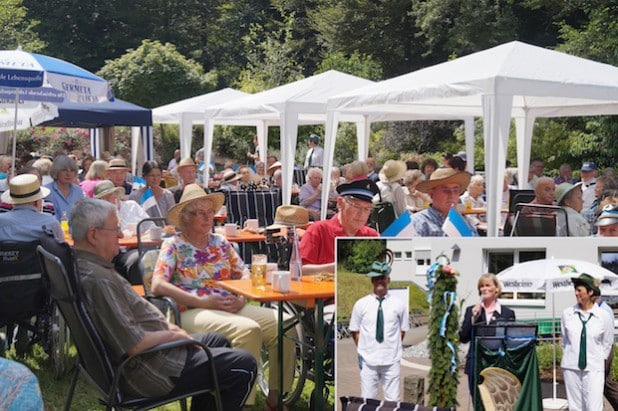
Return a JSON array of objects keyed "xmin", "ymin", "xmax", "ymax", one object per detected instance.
[{"xmin": 70, "ymin": 198, "xmax": 256, "ymax": 410}]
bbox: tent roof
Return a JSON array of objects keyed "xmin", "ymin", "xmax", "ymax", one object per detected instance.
[
  {"xmin": 206, "ymin": 70, "xmax": 374, "ymax": 123},
  {"xmin": 328, "ymin": 41, "xmax": 618, "ymax": 118},
  {"xmin": 152, "ymin": 88, "xmax": 249, "ymax": 124},
  {"xmin": 40, "ymin": 98, "xmax": 151, "ymax": 128}
]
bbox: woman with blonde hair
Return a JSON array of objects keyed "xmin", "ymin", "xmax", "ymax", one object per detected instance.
[
  {"xmin": 79, "ymin": 160, "xmax": 108, "ymax": 197},
  {"xmin": 459, "ymin": 273, "xmax": 515, "ymax": 395}
]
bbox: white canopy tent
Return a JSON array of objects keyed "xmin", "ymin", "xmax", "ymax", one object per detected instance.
[
  {"xmin": 204, "ymin": 70, "xmax": 375, "ymax": 204},
  {"xmin": 326, "ymin": 41, "xmax": 618, "ymax": 236},
  {"xmin": 152, "ymin": 88, "xmax": 249, "ymax": 159}
]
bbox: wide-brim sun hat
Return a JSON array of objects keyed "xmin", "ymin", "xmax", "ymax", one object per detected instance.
[
  {"xmin": 221, "ymin": 169, "xmax": 241, "ymax": 183},
  {"xmin": 595, "ymin": 204, "xmax": 618, "ymax": 227},
  {"xmin": 416, "ymin": 167, "xmax": 471, "ymax": 194},
  {"xmin": 176, "ymin": 157, "xmax": 196, "ymax": 170},
  {"xmin": 267, "ymin": 161, "xmax": 282, "ymax": 175},
  {"xmin": 107, "ymin": 158, "xmax": 129, "ymax": 170},
  {"xmin": 366, "ymin": 261, "xmax": 392, "ymax": 278},
  {"xmin": 0, "ymin": 174, "xmax": 49, "ymax": 204},
  {"xmin": 167, "ymin": 184, "xmax": 225, "ymax": 227},
  {"xmin": 378, "ymin": 160, "xmax": 407, "ymax": 183},
  {"xmin": 555, "ymin": 182, "xmax": 582, "ymax": 205},
  {"xmin": 94, "ymin": 180, "xmax": 125, "ymax": 200},
  {"xmin": 267, "ymin": 205, "xmax": 309, "ymax": 229},
  {"xmin": 571, "ymin": 273, "xmax": 600, "ymax": 296}
]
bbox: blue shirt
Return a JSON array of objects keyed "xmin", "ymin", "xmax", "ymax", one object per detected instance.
[
  {"xmin": 411, "ymin": 206, "xmax": 477, "ymax": 237},
  {"xmin": 0, "ymin": 204, "xmax": 64, "ymax": 242},
  {"xmin": 44, "ymin": 181, "xmax": 84, "ymax": 221}
]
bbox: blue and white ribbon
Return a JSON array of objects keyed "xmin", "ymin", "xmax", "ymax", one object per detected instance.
[
  {"xmin": 426, "ymin": 261, "xmax": 440, "ymax": 303},
  {"xmin": 439, "ymin": 291, "xmax": 457, "ymax": 337}
]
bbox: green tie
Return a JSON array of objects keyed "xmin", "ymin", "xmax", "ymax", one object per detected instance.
[
  {"xmin": 577, "ymin": 312, "xmax": 593, "ymax": 370},
  {"xmin": 376, "ymin": 297, "xmax": 385, "ymax": 343}
]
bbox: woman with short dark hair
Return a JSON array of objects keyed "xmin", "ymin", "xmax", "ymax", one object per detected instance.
[{"xmin": 129, "ymin": 161, "xmax": 175, "ymax": 218}]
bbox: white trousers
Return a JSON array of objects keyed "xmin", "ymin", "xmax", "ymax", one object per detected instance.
[
  {"xmin": 563, "ymin": 368, "xmax": 605, "ymax": 411},
  {"xmin": 359, "ymin": 357, "xmax": 401, "ymax": 401}
]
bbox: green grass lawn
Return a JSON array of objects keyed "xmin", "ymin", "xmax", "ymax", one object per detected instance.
[
  {"xmin": 336, "ymin": 264, "xmax": 429, "ymax": 322},
  {"xmin": 7, "ymin": 343, "xmax": 334, "ymax": 410}
]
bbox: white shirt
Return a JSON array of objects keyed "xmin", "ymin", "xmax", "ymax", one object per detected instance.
[
  {"xmin": 581, "ymin": 177, "xmax": 597, "ymax": 212},
  {"xmin": 350, "ymin": 292, "xmax": 409, "ymax": 366},
  {"xmin": 304, "ymin": 146, "xmax": 324, "ymax": 168},
  {"xmin": 561, "ymin": 302, "xmax": 613, "ymax": 372},
  {"xmin": 118, "ymin": 200, "xmax": 154, "ymax": 232}
]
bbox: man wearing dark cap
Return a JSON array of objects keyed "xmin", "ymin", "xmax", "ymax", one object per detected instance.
[
  {"xmin": 349, "ymin": 260, "xmax": 409, "ymax": 401},
  {"xmin": 303, "ymin": 133, "xmax": 324, "ymax": 168},
  {"xmin": 581, "ymin": 161, "xmax": 598, "ymax": 211},
  {"xmin": 561, "ymin": 273, "xmax": 613, "ymax": 411},
  {"xmin": 412, "ymin": 167, "xmax": 477, "ymax": 236},
  {"xmin": 300, "ymin": 178, "xmax": 379, "ymax": 274}
]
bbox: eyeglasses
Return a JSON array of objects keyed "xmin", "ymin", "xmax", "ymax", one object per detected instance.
[
  {"xmin": 433, "ymin": 187, "xmax": 461, "ymax": 196},
  {"xmin": 59, "ymin": 168, "xmax": 77, "ymax": 174},
  {"xmin": 189, "ymin": 209, "xmax": 215, "ymax": 218},
  {"xmin": 343, "ymin": 196, "xmax": 372, "ymax": 213},
  {"xmin": 145, "ymin": 173, "xmax": 162, "ymax": 179}
]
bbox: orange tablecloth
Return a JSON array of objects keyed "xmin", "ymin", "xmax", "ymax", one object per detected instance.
[
  {"xmin": 224, "ymin": 231, "xmax": 266, "ymax": 243},
  {"xmin": 461, "ymin": 208, "xmax": 509, "ymax": 215}
]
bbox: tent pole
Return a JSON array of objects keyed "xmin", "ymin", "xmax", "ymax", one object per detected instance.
[
  {"xmin": 552, "ymin": 294, "xmax": 557, "ymax": 400},
  {"xmin": 11, "ymin": 89, "xmax": 19, "ymax": 179}
]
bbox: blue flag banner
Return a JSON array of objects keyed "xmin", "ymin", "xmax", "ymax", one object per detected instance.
[
  {"xmin": 442, "ymin": 207, "xmax": 474, "ymax": 237},
  {"xmin": 140, "ymin": 187, "xmax": 157, "ymax": 212},
  {"xmin": 132, "ymin": 176, "xmax": 146, "ymax": 191},
  {"xmin": 381, "ymin": 211, "xmax": 416, "ymax": 237}
]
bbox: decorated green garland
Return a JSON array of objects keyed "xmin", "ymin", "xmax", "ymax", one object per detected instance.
[{"xmin": 426, "ymin": 258, "xmax": 460, "ymax": 407}]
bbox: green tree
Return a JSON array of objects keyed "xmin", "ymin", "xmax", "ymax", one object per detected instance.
[
  {"xmin": 345, "ymin": 240, "xmax": 387, "ymax": 274},
  {"xmin": 235, "ymin": 11, "xmax": 304, "ymax": 92},
  {"xmin": 0, "ymin": 0, "xmax": 45, "ymax": 51},
  {"xmin": 411, "ymin": 0, "xmax": 519, "ymax": 62},
  {"xmin": 311, "ymin": 0, "xmax": 421, "ymax": 77},
  {"xmin": 317, "ymin": 51, "xmax": 383, "ymax": 81},
  {"xmin": 97, "ymin": 40, "xmax": 217, "ymax": 108}
]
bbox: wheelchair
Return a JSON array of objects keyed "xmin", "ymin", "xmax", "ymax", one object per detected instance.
[
  {"xmin": 258, "ymin": 227, "xmax": 336, "ymax": 408},
  {"xmin": 0, "ymin": 240, "xmax": 72, "ymax": 378}
]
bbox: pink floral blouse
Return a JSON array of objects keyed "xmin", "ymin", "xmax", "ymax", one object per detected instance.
[{"xmin": 153, "ymin": 233, "xmax": 245, "ymax": 299}]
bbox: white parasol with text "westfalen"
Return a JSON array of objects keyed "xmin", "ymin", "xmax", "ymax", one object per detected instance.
[
  {"xmin": 0, "ymin": 47, "xmax": 113, "ymax": 175},
  {"xmin": 498, "ymin": 258, "xmax": 618, "ymax": 409}
]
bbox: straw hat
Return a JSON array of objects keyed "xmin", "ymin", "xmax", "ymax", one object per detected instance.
[
  {"xmin": 378, "ymin": 160, "xmax": 406, "ymax": 183},
  {"xmin": 166, "ymin": 184, "xmax": 225, "ymax": 226},
  {"xmin": 176, "ymin": 157, "xmax": 196, "ymax": 170},
  {"xmin": 94, "ymin": 180, "xmax": 125, "ymax": 200},
  {"xmin": 221, "ymin": 169, "xmax": 241, "ymax": 183},
  {"xmin": 267, "ymin": 161, "xmax": 282, "ymax": 175},
  {"xmin": 0, "ymin": 174, "xmax": 49, "ymax": 204},
  {"xmin": 267, "ymin": 205, "xmax": 309, "ymax": 229},
  {"xmin": 416, "ymin": 167, "xmax": 471, "ymax": 194},
  {"xmin": 555, "ymin": 182, "xmax": 582, "ymax": 205},
  {"xmin": 107, "ymin": 158, "xmax": 129, "ymax": 170}
]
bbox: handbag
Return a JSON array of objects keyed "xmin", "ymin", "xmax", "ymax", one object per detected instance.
[{"xmin": 369, "ymin": 190, "xmax": 397, "ymax": 233}]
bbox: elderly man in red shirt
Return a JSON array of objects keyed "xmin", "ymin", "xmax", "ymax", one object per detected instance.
[{"xmin": 300, "ymin": 178, "xmax": 379, "ymax": 275}]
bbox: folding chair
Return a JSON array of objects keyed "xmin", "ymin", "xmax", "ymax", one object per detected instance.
[
  {"xmin": 37, "ymin": 231, "xmax": 222, "ymax": 411},
  {"xmin": 509, "ymin": 203, "xmax": 569, "ymax": 236}
]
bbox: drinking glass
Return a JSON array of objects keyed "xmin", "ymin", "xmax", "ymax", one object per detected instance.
[{"xmin": 251, "ymin": 254, "xmax": 267, "ymax": 290}]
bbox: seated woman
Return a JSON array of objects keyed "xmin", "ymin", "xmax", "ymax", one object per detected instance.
[
  {"xmin": 151, "ymin": 184, "xmax": 294, "ymax": 410},
  {"xmin": 129, "ymin": 161, "xmax": 175, "ymax": 219}
]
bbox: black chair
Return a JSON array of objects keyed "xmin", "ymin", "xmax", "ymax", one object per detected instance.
[
  {"xmin": 509, "ymin": 203, "xmax": 569, "ymax": 236},
  {"xmin": 136, "ymin": 217, "xmax": 168, "ymax": 258},
  {"xmin": 37, "ymin": 232, "xmax": 222, "ymax": 411},
  {"xmin": 502, "ymin": 190, "xmax": 535, "ymax": 235}
]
